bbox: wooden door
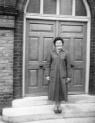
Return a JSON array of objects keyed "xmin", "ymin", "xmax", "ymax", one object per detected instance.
[
  {"xmin": 25, "ymin": 20, "xmax": 56, "ymax": 96},
  {"xmin": 25, "ymin": 20, "xmax": 87, "ymax": 96},
  {"xmin": 59, "ymin": 22, "xmax": 86, "ymax": 94}
]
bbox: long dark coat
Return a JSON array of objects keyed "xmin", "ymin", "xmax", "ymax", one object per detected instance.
[{"xmin": 45, "ymin": 49, "xmax": 71, "ymax": 102}]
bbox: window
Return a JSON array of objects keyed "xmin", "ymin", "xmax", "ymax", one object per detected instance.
[
  {"xmin": 26, "ymin": 0, "xmax": 88, "ymax": 17},
  {"xmin": 27, "ymin": 0, "xmax": 40, "ymax": 13},
  {"xmin": 75, "ymin": 0, "xmax": 87, "ymax": 16},
  {"xmin": 43, "ymin": 0, "xmax": 56, "ymax": 14},
  {"xmin": 60, "ymin": 0, "xmax": 72, "ymax": 15}
]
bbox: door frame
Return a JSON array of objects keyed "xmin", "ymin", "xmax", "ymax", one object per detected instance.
[{"xmin": 23, "ymin": 0, "xmax": 91, "ymax": 97}]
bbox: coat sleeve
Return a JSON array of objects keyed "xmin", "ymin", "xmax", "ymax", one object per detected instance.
[
  {"xmin": 45, "ymin": 51, "xmax": 52, "ymax": 77},
  {"xmin": 66, "ymin": 51, "xmax": 71, "ymax": 78}
]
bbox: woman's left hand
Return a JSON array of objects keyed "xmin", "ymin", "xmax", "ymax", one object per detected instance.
[
  {"xmin": 66, "ymin": 78, "xmax": 71, "ymax": 83},
  {"xmin": 46, "ymin": 76, "xmax": 50, "ymax": 81}
]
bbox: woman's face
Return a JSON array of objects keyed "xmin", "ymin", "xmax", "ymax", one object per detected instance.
[{"xmin": 55, "ymin": 40, "xmax": 63, "ymax": 50}]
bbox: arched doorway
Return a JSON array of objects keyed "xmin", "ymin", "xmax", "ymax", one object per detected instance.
[{"xmin": 23, "ymin": 0, "xmax": 91, "ymax": 96}]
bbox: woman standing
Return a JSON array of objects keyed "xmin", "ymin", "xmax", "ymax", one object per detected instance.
[{"xmin": 45, "ymin": 37, "xmax": 71, "ymax": 113}]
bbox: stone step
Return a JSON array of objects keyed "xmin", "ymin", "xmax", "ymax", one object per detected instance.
[
  {"xmin": 2, "ymin": 102, "xmax": 95, "ymax": 123},
  {"xmin": 21, "ymin": 117, "xmax": 95, "ymax": 123},
  {"xmin": 12, "ymin": 94, "xmax": 95, "ymax": 107}
]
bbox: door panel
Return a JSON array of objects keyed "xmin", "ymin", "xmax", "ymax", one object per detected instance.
[
  {"xmin": 59, "ymin": 22, "xmax": 86, "ymax": 94},
  {"xmin": 25, "ymin": 20, "xmax": 55, "ymax": 96}
]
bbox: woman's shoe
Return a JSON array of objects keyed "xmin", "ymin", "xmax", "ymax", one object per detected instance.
[
  {"xmin": 57, "ymin": 105, "xmax": 62, "ymax": 113},
  {"xmin": 54, "ymin": 105, "xmax": 58, "ymax": 114}
]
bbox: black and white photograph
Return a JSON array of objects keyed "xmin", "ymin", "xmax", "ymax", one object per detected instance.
[{"xmin": 0, "ymin": 0, "xmax": 95, "ymax": 123}]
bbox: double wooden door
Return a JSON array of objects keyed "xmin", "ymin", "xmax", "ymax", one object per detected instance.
[{"xmin": 25, "ymin": 19, "xmax": 87, "ymax": 96}]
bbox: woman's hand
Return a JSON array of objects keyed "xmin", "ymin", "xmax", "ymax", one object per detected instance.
[
  {"xmin": 46, "ymin": 76, "xmax": 50, "ymax": 81},
  {"xmin": 66, "ymin": 78, "xmax": 71, "ymax": 83}
]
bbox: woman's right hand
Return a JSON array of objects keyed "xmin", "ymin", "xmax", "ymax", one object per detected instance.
[{"xmin": 46, "ymin": 76, "xmax": 50, "ymax": 81}]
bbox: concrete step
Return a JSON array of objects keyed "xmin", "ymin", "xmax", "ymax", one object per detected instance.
[
  {"xmin": 12, "ymin": 94, "xmax": 95, "ymax": 107},
  {"xmin": 21, "ymin": 117, "xmax": 95, "ymax": 123},
  {"xmin": 2, "ymin": 102, "xmax": 95, "ymax": 123},
  {"xmin": 2, "ymin": 95, "xmax": 95, "ymax": 123}
]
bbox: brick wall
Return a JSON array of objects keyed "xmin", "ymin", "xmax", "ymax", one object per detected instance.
[
  {"xmin": 0, "ymin": 16, "xmax": 14, "ymax": 110},
  {"xmin": 13, "ymin": 0, "xmax": 27, "ymax": 99},
  {"xmin": 13, "ymin": 11, "xmax": 23, "ymax": 99},
  {"xmin": 87, "ymin": 0, "xmax": 95, "ymax": 94}
]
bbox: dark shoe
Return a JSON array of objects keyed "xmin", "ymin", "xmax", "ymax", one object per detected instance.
[
  {"xmin": 57, "ymin": 105, "xmax": 62, "ymax": 113},
  {"xmin": 54, "ymin": 105, "xmax": 58, "ymax": 114}
]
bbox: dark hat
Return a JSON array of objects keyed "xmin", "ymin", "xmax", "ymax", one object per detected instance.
[{"xmin": 53, "ymin": 37, "xmax": 64, "ymax": 46}]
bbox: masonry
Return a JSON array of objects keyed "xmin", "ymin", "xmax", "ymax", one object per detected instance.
[
  {"xmin": 87, "ymin": 0, "xmax": 95, "ymax": 94},
  {"xmin": 0, "ymin": 15, "xmax": 14, "ymax": 111},
  {"xmin": 0, "ymin": 0, "xmax": 95, "ymax": 111}
]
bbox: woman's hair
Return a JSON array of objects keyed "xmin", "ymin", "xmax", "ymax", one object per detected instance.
[{"xmin": 53, "ymin": 37, "xmax": 64, "ymax": 46}]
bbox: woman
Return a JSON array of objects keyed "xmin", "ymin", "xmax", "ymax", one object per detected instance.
[{"xmin": 45, "ymin": 37, "xmax": 71, "ymax": 113}]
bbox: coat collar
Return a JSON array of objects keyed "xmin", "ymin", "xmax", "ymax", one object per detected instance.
[{"xmin": 52, "ymin": 48, "xmax": 65, "ymax": 55}]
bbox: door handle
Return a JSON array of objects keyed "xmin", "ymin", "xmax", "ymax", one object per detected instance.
[
  {"xmin": 39, "ymin": 63, "xmax": 43, "ymax": 68},
  {"xmin": 71, "ymin": 64, "xmax": 74, "ymax": 68}
]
